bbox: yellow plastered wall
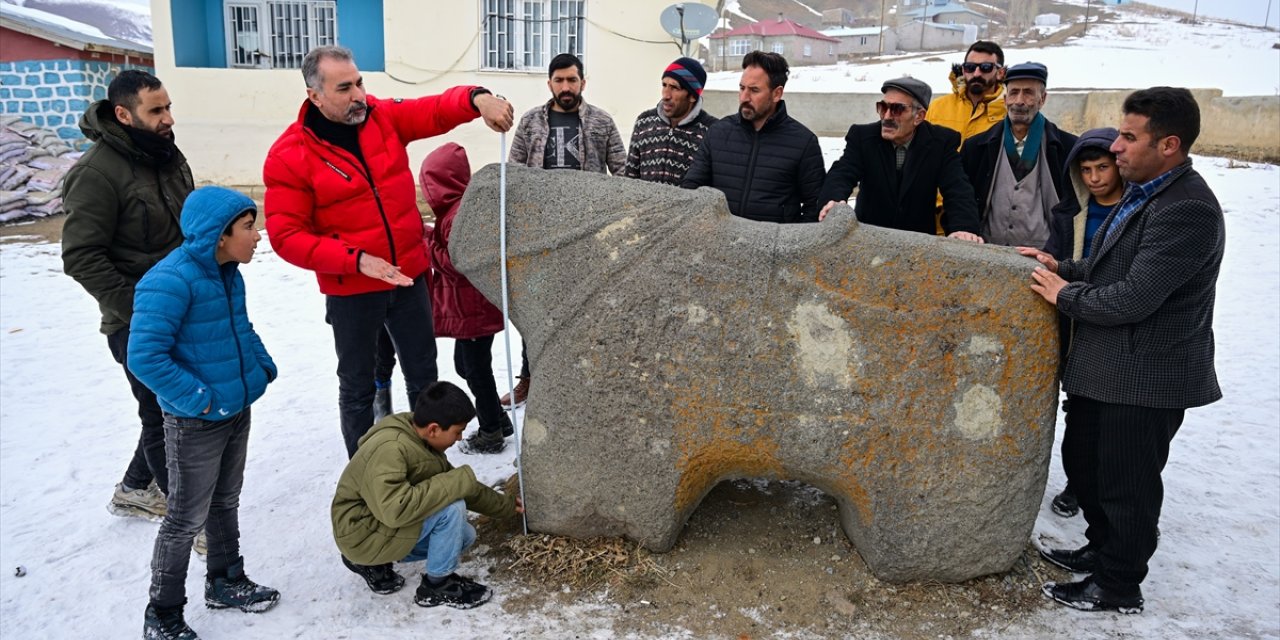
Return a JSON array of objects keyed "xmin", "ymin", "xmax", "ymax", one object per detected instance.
[{"xmin": 150, "ymin": 0, "xmax": 713, "ymax": 187}]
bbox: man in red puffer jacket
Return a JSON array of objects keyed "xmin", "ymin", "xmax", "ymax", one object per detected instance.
[
  {"xmin": 421, "ymin": 143, "xmax": 514, "ymax": 455},
  {"xmin": 263, "ymin": 44, "xmax": 513, "ymax": 464}
]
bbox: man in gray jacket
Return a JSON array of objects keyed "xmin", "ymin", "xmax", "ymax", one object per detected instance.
[
  {"xmin": 1019, "ymin": 87, "xmax": 1224, "ymax": 614},
  {"xmin": 509, "ymin": 53, "xmax": 625, "ymax": 175},
  {"xmin": 62, "ymin": 69, "xmax": 194, "ymax": 522}
]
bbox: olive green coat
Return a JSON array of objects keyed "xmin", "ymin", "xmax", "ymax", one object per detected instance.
[
  {"xmin": 331, "ymin": 414, "xmax": 517, "ymax": 565},
  {"xmin": 61, "ymin": 100, "xmax": 194, "ymax": 335}
]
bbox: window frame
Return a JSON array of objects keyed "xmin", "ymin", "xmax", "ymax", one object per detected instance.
[
  {"xmin": 223, "ymin": 0, "xmax": 337, "ymax": 70},
  {"xmin": 482, "ymin": 0, "xmax": 587, "ymax": 72}
]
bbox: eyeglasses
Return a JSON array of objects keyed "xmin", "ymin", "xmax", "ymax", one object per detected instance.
[
  {"xmin": 962, "ymin": 62, "xmax": 1001, "ymax": 73},
  {"xmin": 875, "ymin": 101, "xmax": 913, "ymax": 117}
]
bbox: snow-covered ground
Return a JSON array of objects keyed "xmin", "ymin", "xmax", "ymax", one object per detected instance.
[
  {"xmin": 0, "ymin": 155, "xmax": 1276, "ymax": 638},
  {"xmin": 708, "ymin": 4, "xmax": 1280, "ymax": 96}
]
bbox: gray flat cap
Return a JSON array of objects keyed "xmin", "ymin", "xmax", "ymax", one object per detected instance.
[{"xmin": 881, "ymin": 77, "xmax": 932, "ymax": 108}]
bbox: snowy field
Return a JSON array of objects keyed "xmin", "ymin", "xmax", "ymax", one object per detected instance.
[
  {"xmin": 707, "ymin": 5, "xmax": 1280, "ymax": 96},
  {"xmin": 0, "ymin": 153, "xmax": 1276, "ymax": 638}
]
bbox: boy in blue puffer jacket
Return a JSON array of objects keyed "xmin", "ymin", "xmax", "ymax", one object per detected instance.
[{"xmin": 128, "ymin": 186, "xmax": 279, "ymax": 640}]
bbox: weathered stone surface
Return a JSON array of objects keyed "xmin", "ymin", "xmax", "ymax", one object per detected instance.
[{"xmin": 452, "ymin": 165, "xmax": 1059, "ymax": 583}]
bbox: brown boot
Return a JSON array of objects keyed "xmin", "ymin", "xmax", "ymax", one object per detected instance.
[{"xmin": 499, "ymin": 376, "xmax": 529, "ymax": 408}]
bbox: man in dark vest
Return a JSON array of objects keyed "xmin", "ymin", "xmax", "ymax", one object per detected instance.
[{"xmin": 962, "ymin": 62, "xmax": 1077, "ymax": 247}]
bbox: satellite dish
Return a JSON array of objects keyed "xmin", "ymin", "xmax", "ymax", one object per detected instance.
[{"xmin": 660, "ymin": 3, "xmax": 720, "ymax": 42}]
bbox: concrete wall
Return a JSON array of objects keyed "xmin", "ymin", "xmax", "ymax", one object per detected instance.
[
  {"xmin": 703, "ymin": 88, "xmax": 1280, "ymax": 162},
  {"xmin": 150, "ymin": 0, "xmax": 706, "ymax": 185}
]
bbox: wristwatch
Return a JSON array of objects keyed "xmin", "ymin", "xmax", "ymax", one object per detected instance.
[{"xmin": 469, "ymin": 87, "xmax": 492, "ymax": 111}]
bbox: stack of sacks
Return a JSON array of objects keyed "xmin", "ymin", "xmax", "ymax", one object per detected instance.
[{"xmin": 0, "ymin": 116, "xmax": 81, "ymax": 223}]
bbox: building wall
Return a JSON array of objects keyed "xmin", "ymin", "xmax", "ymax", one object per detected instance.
[
  {"xmin": 152, "ymin": 0, "xmax": 705, "ymax": 185},
  {"xmin": 892, "ymin": 21, "xmax": 974, "ymax": 51},
  {"xmin": 0, "ymin": 27, "xmax": 152, "ymax": 66},
  {"xmin": 0, "ymin": 58, "xmax": 148, "ymax": 141}
]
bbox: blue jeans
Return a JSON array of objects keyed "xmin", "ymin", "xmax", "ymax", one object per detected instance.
[
  {"xmin": 400, "ymin": 501, "xmax": 475, "ymax": 578},
  {"xmin": 149, "ymin": 409, "xmax": 251, "ymax": 608}
]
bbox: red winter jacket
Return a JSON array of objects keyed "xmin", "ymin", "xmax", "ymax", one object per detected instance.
[
  {"xmin": 263, "ymin": 88, "xmax": 480, "ymax": 296},
  {"xmin": 422, "ymin": 143, "xmax": 503, "ymax": 339}
]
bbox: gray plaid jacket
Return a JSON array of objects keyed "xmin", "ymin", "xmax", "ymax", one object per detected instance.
[
  {"xmin": 1056, "ymin": 160, "xmax": 1224, "ymax": 409},
  {"xmin": 509, "ymin": 99, "xmax": 626, "ymax": 175}
]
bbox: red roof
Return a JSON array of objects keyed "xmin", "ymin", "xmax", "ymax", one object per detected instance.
[{"xmin": 710, "ymin": 17, "xmax": 840, "ymax": 42}]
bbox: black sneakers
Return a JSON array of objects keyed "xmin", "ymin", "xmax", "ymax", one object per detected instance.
[
  {"xmin": 414, "ymin": 573, "xmax": 492, "ymax": 609},
  {"xmin": 204, "ymin": 557, "xmax": 280, "ymax": 613},
  {"xmin": 143, "ymin": 601, "xmax": 199, "ymax": 640},
  {"xmin": 460, "ymin": 428, "xmax": 506, "ymax": 455},
  {"xmin": 373, "ymin": 384, "xmax": 393, "ymax": 423},
  {"xmin": 1039, "ymin": 545, "xmax": 1099, "ymax": 573},
  {"xmin": 1051, "ymin": 487, "xmax": 1080, "ymax": 517},
  {"xmin": 342, "ymin": 555, "xmax": 406, "ymax": 594},
  {"xmin": 1042, "ymin": 576, "xmax": 1144, "ymax": 614}
]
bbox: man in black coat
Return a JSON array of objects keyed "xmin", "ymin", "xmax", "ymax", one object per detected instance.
[
  {"xmin": 961, "ymin": 63, "xmax": 1078, "ymax": 247},
  {"xmin": 818, "ymin": 77, "xmax": 982, "ymax": 241},
  {"xmin": 681, "ymin": 51, "xmax": 824, "ymax": 223},
  {"xmin": 1020, "ymin": 87, "xmax": 1225, "ymax": 614}
]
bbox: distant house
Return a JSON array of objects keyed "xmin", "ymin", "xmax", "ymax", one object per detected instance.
[
  {"xmin": 821, "ymin": 8, "xmax": 856, "ymax": 27},
  {"xmin": 822, "ymin": 26, "xmax": 897, "ymax": 56},
  {"xmin": 709, "ymin": 15, "xmax": 841, "ymax": 71},
  {"xmin": 900, "ymin": 0, "xmax": 990, "ymax": 28},
  {"xmin": 891, "ymin": 20, "xmax": 977, "ymax": 51},
  {"xmin": 0, "ymin": 3, "xmax": 152, "ymax": 141}
]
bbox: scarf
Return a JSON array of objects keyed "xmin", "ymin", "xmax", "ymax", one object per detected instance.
[
  {"xmin": 1002, "ymin": 112, "xmax": 1045, "ymax": 180},
  {"xmin": 124, "ymin": 125, "xmax": 179, "ymax": 166}
]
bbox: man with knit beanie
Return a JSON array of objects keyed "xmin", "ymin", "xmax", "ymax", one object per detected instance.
[{"xmin": 623, "ymin": 57, "xmax": 719, "ymax": 185}]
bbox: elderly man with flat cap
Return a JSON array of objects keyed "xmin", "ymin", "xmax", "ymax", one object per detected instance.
[
  {"xmin": 961, "ymin": 62, "xmax": 1078, "ymax": 247},
  {"xmin": 819, "ymin": 77, "xmax": 982, "ymax": 241}
]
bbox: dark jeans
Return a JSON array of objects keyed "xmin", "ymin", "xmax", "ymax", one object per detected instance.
[
  {"xmin": 326, "ymin": 276, "xmax": 438, "ymax": 457},
  {"xmin": 149, "ymin": 409, "xmax": 251, "ymax": 608},
  {"xmin": 374, "ymin": 327, "xmax": 397, "ymax": 383},
  {"xmin": 1062, "ymin": 395, "xmax": 1183, "ymax": 594},
  {"xmin": 519, "ymin": 339, "xmax": 530, "ymax": 379},
  {"xmin": 107, "ymin": 327, "xmax": 168, "ymax": 494},
  {"xmin": 455, "ymin": 336, "xmax": 504, "ymax": 434}
]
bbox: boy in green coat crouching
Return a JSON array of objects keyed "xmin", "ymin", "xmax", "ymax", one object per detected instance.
[{"xmin": 332, "ymin": 381, "xmax": 522, "ymax": 608}]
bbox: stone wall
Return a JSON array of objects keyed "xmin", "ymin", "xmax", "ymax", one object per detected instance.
[
  {"xmin": 704, "ymin": 88, "xmax": 1280, "ymax": 162},
  {"xmin": 0, "ymin": 60, "xmax": 140, "ymax": 143}
]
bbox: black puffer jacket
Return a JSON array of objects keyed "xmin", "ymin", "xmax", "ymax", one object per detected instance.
[{"xmin": 681, "ymin": 100, "xmax": 825, "ymax": 223}]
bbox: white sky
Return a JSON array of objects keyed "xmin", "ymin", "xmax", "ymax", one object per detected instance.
[{"xmin": 1136, "ymin": 0, "xmax": 1278, "ymax": 29}]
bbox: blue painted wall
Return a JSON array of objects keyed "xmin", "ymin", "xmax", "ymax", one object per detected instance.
[
  {"xmin": 0, "ymin": 60, "xmax": 146, "ymax": 141},
  {"xmin": 169, "ymin": 0, "xmax": 383, "ymax": 70}
]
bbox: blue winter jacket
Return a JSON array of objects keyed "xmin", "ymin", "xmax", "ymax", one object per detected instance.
[{"xmin": 128, "ymin": 187, "xmax": 276, "ymax": 419}]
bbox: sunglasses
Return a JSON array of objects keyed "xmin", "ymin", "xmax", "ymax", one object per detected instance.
[
  {"xmin": 875, "ymin": 100, "xmax": 914, "ymax": 117},
  {"xmin": 962, "ymin": 62, "xmax": 1001, "ymax": 73}
]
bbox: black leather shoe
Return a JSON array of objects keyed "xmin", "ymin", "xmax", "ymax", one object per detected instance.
[
  {"xmin": 1042, "ymin": 576, "xmax": 1143, "ymax": 614},
  {"xmin": 1051, "ymin": 487, "xmax": 1079, "ymax": 517},
  {"xmin": 1039, "ymin": 545, "xmax": 1098, "ymax": 573},
  {"xmin": 342, "ymin": 556, "xmax": 405, "ymax": 595}
]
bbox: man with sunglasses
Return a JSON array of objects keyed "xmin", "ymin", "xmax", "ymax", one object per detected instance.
[
  {"xmin": 925, "ymin": 41, "xmax": 1007, "ymax": 147},
  {"xmin": 817, "ymin": 77, "xmax": 981, "ymax": 242},
  {"xmin": 961, "ymin": 62, "xmax": 1078, "ymax": 248}
]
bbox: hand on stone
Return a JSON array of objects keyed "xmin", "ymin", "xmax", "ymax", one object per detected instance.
[
  {"xmin": 514, "ymin": 497, "xmax": 525, "ymax": 514},
  {"xmin": 1016, "ymin": 247, "xmax": 1058, "ymax": 273},
  {"xmin": 819, "ymin": 200, "xmax": 845, "ymax": 222},
  {"xmin": 358, "ymin": 253, "xmax": 413, "ymax": 286},
  {"xmin": 1030, "ymin": 266, "xmax": 1066, "ymax": 305},
  {"xmin": 947, "ymin": 231, "xmax": 984, "ymax": 243}
]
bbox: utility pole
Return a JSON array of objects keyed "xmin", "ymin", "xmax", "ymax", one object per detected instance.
[
  {"xmin": 1083, "ymin": 0, "xmax": 1090, "ymax": 36},
  {"xmin": 878, "ymin": 0, "xmax": 887, "ymax": 56},
  {"xmin": 1266, "ymin": 0, "xmax": 1274, "ymax": 28},
  {"xmin": 1192, "ymin": 0, "xmax": 1199, "ymax": 24}
]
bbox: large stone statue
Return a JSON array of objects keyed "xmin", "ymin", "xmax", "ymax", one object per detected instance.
[{"xmin": 452, "ymin": 165, "xmax": 1058, "ymax": 582}]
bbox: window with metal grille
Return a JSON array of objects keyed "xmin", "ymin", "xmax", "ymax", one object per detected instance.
[
  {"xmin": 729, "ymin": 39, "xmax": 751, "ymax": 55},
  {"xmin": 224, "ymin": 0, "xmax": 337, "ymax": 69},
  {"xmin": 482, "ymin": 0, "xmax": 585, "ymax": 71}
]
